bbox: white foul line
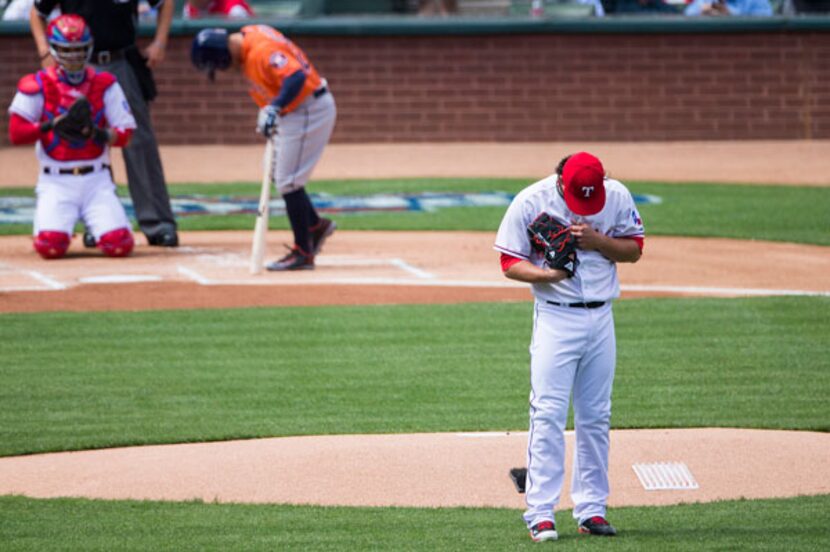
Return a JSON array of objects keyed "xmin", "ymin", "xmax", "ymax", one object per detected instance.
[
  {"xmin": 25, "ymin": 270, "xmax": 66, "ymax": 290},
  {"xmin": 177, "ymin": 265, "xmax": 213, "ymax": 285},
  {"xmin": 388, "ymin": 258, "xmax": 434, "ymax": 279},
  {"xmin": 621, "ymin": 284, "xmax": 830, "ymax": 297},
  {"xmin": 79, "ymin": 275, "xmax": 163, "ymax": 284}
]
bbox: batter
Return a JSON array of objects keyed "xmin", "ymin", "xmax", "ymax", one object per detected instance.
[
  {"xmin": 190, "ymin": 24, "xmax": 337, "ymax": 271},
  {"xmin": 7, "ymin": 14, "xmax": 136, "ymax": 260},
  {"xmin": 494, "ymin": 152, "xmax": 644, "ymax": 541}
]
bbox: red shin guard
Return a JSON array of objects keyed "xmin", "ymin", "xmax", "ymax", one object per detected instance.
[
  {"xmin": 98, "ymin": 227, "xmax": 134, "ymax": 257},
  {"xmin": 33, "ymin": 231, "xmax": 71, "ymax": 259}
]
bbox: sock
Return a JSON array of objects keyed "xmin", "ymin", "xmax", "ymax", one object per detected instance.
[
  {"xmin": 301, "ymin": 189, "xmax": 321, "ymax": 228},
  {"xmin": 282, "ymin": 188, "xmax": 312, "ymax": 254}
]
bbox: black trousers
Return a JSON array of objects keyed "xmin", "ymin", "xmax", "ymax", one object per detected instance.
[{"xmin": 93, "ymin": 57, "xmax": 177, "ymax": 239}]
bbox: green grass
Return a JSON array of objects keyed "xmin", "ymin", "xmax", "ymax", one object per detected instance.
[
  {"xmin": 630, "ymin": 182, "xmax": 830, "ymax": 245},
  {"xmin": 1, "ymin": 494, "xmax": 828, "ymax": 551},
  {"xmin": 4, "ymin": 176, "xmax": 828, "ymax": 550},
  {"xmin": 1, "ymin": 297, "xmax": 828, "ymax": 457},
  {"xmin": 2, "ymin": 179, "xmax": 828, "ymax": 244}
]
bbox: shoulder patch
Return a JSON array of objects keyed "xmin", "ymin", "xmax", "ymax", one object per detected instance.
[
  {"xmin": 269, "ymin": 52, "xmax": 288, "ymax": 69},
  {"xmin": 17, "ymin": 74, "xmax": 42, "ymax": 96}
]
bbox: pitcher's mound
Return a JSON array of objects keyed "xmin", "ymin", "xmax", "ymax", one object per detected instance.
[{"xmin": 0, "ymin": 428, "xmax": 827, "ymax": 508}]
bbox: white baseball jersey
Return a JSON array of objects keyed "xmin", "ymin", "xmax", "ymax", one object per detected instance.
[{"xmin": 494, "ymin": 175, "xmax": 644, "ymax": 303}]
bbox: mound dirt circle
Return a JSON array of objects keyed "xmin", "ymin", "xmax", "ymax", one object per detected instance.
[{"xmin": 0, "ymin": 429, "xmax": 828, "ymax": 508}]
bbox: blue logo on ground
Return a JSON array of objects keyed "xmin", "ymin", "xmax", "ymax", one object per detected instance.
[{"xmin": 0, "ymin": 192, "xmax": 662, "ymax": 224}]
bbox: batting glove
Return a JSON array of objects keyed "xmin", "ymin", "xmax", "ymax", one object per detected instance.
[{"xmin": 256, "ymin": 105, "xmax": 280, "ymax": 137}]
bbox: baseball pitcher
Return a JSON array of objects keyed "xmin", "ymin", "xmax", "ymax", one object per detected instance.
[{"xmin": 494, "ymin": 152, "xmax": 645, "ymax": 542}]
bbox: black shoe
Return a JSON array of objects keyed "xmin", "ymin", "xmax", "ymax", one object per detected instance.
[
  {"xmin": 147, "ymin": 231, "xmax": 179, "ymax": 247},
  {"xmin": 265, "ymin": 245, "xmax": 314, "ymax": 271},
  {"xmin": 309, "ymin": 217, "xmax": 336, "ymax": 255},
  {"xmin": 82, "ymin": 231, "xmax": 97, "ymax": 248},
  {"xmin": 578, "ymin": 516, "xmax": 617, "ymax": 536},
  {"xmin": 529, "ymin": 520, "xmax": 557, "ymax": 542}
]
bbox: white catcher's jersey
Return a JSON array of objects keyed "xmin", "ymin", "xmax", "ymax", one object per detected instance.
[{"xmin": 494, "ymin": 175, "xmax": 644, "ymax": 304}]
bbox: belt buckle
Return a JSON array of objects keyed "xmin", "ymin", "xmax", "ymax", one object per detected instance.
[
  {"xmin": 98, "ymin": 51, "xmax": 111, "ymax": 65},
  {"xmin": 72, "ymin": 166, "xmax": 82, "ymax": 176}
]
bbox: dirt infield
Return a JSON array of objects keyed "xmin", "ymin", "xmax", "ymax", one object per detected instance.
[
  {"xmin": 2, "ymin": 231, "xmax": 829, "ymax": 312},
  {"xmin": 1, "ymin": 142, "xmax": 828, "ymax": 511}
]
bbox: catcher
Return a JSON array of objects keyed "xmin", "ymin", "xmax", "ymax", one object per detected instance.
[
  {"xmin": 494, "ymin": 152, "xmax": 644, "ymax": 542},
  {"xmin": 7, "ymin": 14, "xmax": 136, "ymax": 259}
]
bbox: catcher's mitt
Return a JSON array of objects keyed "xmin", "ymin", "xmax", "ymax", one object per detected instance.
[
  {"xmin": 527, "ymin": 212, "xmax": 579, "ymax": 277},
  {"xmin": 52, "ymin": 97, "xmax": 94, "ymax": 143}
]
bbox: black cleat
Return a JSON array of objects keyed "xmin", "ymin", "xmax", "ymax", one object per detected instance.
[
  {"xmin": 82, "ymin": 231, "xmax": 97, "ymax": 248},
  {"xmin": 147, "ymin": 231, "xmax": 179, "ymax": 247},
  {"xmin": 309, "ymin": 217, "xmax": 336, "ymax": 255},
  {"xmin": 578, "ymin": 516, "xmax": 617, "ymax": 536},
  {"xmin": 266, "ymin": 245, "xmax": 314, "ymax": 271}
]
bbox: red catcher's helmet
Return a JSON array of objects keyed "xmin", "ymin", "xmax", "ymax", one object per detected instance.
[{"xmin": 46, "ymin": 14, "xmax": 93, "ymax": 83}]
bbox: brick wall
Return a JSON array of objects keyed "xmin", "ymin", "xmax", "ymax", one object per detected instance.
[{"xmin": 2, "ymin": 31, "xmax": 828, "ymax": 145}]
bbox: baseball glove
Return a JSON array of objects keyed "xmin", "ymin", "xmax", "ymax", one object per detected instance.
[
  {"xmin": 52, "ymin": 97, "xmax": 94, "ymax": 143},
  {"xmin": 527, "ymin": 212, "xmax": 579, "ymax": 277}
]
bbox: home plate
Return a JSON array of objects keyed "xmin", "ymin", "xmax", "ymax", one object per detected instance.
[
  {"xmin": 632, "ymin": 462, "xmax": 699, "ymax": 490},
  {"xmin": 78, "ymin": 275, "xmax": 164, "ymax": 284}
]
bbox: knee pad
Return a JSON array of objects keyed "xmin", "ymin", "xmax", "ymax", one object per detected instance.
[
  {"xmin": 33, "ymin": 231, "xmax": 70, "ymax": 259},
  {"xmin": 98, "ymin": 227, "xmax": 134, "ymax": 257}
]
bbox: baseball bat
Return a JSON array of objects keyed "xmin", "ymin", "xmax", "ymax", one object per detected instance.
[{"xmin": 250, "ymin": 137, "xmax": 275, "ymax": 274}]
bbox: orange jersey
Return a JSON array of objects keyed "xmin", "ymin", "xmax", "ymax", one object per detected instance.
[{"xmin": 240, "ymin": 25, "xmax": 323, "ymax": 114}]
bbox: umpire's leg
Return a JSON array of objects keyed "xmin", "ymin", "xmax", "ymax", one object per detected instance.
[{"xmin": 101, "ymin": 58, "xmax": 178, "ymax": 245}]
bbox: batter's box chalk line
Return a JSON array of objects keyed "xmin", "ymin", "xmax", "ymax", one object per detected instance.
[{"xmin": 632, "ymin": 462, "xmax": 699, "ymax": 491}]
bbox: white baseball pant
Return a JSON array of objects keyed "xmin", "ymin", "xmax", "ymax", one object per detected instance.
[{"xmin": 523, "ymin": 301, "xmax": 616, "ymax": 527}]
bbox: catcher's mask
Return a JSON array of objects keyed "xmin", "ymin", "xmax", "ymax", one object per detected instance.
[
  {"xmin": 46, "ymin": 14, "xmax": 93, "ymax": 85},
  {"xmin": 191, "ymin": 28, "xmax": 232, "ymax": 81}
]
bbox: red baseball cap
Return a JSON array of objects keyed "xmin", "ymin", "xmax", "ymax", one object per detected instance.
[{"xmin": 560, "ymin": 152, "xmax": 606, "ymax": 216}]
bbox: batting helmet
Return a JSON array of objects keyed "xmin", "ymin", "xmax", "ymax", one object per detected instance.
[
  {"xmin": 191, "ymin": 28, "xmax": 232, "ymax": 81},
  {"xmin": 46, "ymin": 14, "xmax": 93, "ymax": 85}
]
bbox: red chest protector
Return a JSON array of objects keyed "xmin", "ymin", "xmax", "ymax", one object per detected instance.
[{"xmin": 26, "ymin": 67, "xmax": 116, "ymax": 161}]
